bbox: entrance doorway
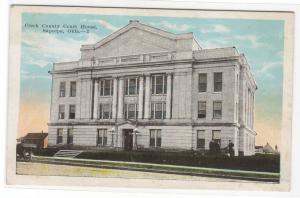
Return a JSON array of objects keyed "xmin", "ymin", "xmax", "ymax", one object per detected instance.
[{"xmin": 123, "ymin": 129, "xmax": 133, "ymax": 151}]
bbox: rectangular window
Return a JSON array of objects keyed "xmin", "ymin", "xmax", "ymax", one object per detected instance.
[
  {"xmin": 197, "ymin": 130, "xmax": 205, "ymax": 149},
  {"xmin": 67, "ymin": 129, "xmax": 73, "ymax": 144},
  {"xmin": 156, "ymin": 130, "xmax": 161, "ymax": 147},
  {"xmin": 150, "ymin": 130, "xmax": 155, "ymax": 147},
  {"xmin": 198, "ymin": 101, "xmax": 206, "ymax": 118},
  {"xmin": 151, "ymin": 103, "xmax": 154, "ymax": 119},
  {"xmin": 155, "ymin": 103, "xmax": 162, "ymax": 119},
  {"xmin": 128, "ymin": 104, "xmax": 136, "ymax": 119},
  {"xmin": 100, "ymin": 79, "xmax": 113, "ymax": 96},
  {"xmin": 58, "ymin": 105, "xmax": 65, "ymax": 119},
  {"xmin": 57, "ymin": 129, "xmax": 63, "ymax": 144},
  {"xmin": 212, "ymin": 130, "xmax": 221, "ymax": 146},
  {"xmin": 198, "ymin": 73, "xmax": 207, "ymax": 92},
  {"xmin": 214, "ymin": 72, "xmax": 222, "ymax": 92},
  {"xmin": 59, "ymin": 82, "xmax": 66, "ymax": 97},
  {"xmin": 213, "ymin": 101, "xmax": 222, "ymax": 119},
  {"xmin": 149, "ymin": 129, "xmax": 161, "ymax": 148},
  {"xmin": 124, "ymin": 104, "xmax": 138, "ymax": 119},
  {"xmin": 70, "ymin": 81, "xmax": 76, "ymax": 97},
  {"xmin": 163, "ymin": 103, "xmax": 166, "ymax": 119},
  {"xmin": 104, "ymin": 79, "xmax": 112, "ymax": 96},
  {"xmin": 98, "ymin": 104, "xmax": 112, "ymax": 119},
  {"xmin": 97, "ymin": 129, "xmax": 107, "ymax": 146},
  {"xmin": 151, "ymin": 74, "xmax": 167, "ymax": 94},
  {"xmin": 69, "ymin": 105, "xmax": 76, "ymax": 119},
  {"xmin": 150, "ymin": 103, "xmax": 166, "ymax": 120},
  {"xmin": 156, "ymin": 75, "xmax": 163, "ymax": 94},
  {"xmin": 125, "ymin": 77, "xmax": 139, "ymax": 95}
]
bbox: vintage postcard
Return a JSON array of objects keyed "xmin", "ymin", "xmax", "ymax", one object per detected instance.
[{"xmin": 6, "ymin": 5, "xmax": 294, "ymax": 191}]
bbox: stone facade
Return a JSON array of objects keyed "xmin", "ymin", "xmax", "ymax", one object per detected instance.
[{"xmin": 48, "ymin": 20, "xmax": 257, "ymax": 156}]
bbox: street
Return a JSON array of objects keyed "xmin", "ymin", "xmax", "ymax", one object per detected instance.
[{"xmin": 16, "ymin": 162, "xmax": 264, "ymax": 183}]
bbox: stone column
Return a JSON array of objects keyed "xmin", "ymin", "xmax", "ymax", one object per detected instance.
[
  {"xmin": 144, "ymin": 74, "xmax": 151, "ymax": 119},
  {"xmin": 249, "ymin": 92, "xmax": 252, "ymax": 128},
  {"xmin": 251, "ymin": 92, "xmax": 254, "ymax": 128},
  {"xmin": 252, "ymin": 93, "xmax": 255, "ymax": 129},
  {"xmin": 75, "ymin": 78, "xmax": 82, "ymax": 120},
  {"xmin": 112, "ymin": 77, "xmax": 118, "ymax": 119},
  {"xmin": 245, "ymin": 87, "xmax": 248, "ymax": 126},
  {"xmin": 138, "ymin": 75, "xmax": 144, "ymax": 119},
  {"xmin": 248, "ymin": 90, "xmax": 251, "ymax": 127},
  {"xmin": 117, "ymin": 77, "xmax": 124, "ymax": 119},
  {"xmin": 166, "ymin": 72, "xmax": 172, "ymax": 119},
  {"xmin": 93, "ymin": 79, "xmax": 99, "ymax": 120}
]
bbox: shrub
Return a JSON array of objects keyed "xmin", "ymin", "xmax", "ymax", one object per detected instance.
[
  {"xmin": 76, "ymin": 150, "xmax": 280, "ymax": 172},
  {"xmin": 33, "ymin": 147, "xmax": 60, "ymax": 156}
]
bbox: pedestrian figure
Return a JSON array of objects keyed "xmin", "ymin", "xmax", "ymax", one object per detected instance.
[
  {"xmin": 215, "ymin": 140, "xmax": 221, "ymax": 153},
  {"xmin": 228, "ymin": 140, "xmax": 234, "ymax": 157},
  {"xmin": 209, "ymin": 140, "xmax": 214, "ymax": 154}
]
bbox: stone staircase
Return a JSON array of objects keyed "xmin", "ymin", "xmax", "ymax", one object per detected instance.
[{"xmin": 54, "ymin": 150, "xmax": 82, "ymax": 158}]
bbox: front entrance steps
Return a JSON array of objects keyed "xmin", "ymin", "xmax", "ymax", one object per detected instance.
[{"xmin": 54, "ymin": 150, "xmax": 82, "ymax": 158}]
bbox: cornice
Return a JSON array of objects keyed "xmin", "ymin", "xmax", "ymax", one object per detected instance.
[
  {"xmin": 48, "ymin": 121, "xmax": 239, "ymax": 127},
  {"xmin": 50, "ymin": 56, "xmax": 240, "ymax": 75}
]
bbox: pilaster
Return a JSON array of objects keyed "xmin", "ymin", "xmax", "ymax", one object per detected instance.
[
  {"xmin": 93, "ymin": 79, "xmax": 99, "ymax": 119},
  {"xmin": 117, "ymin": 77, "xmax": 124, "ymax": 119},
  {"xmin": 112, "ymin": 77, "xmax": 118, "ymax": 119},
  {"xmin": 144, "ymin": 74, "xmax": 151, "ymax": 119},
  {"xmin": 138, "ymin": 75, "xmax": 144, "ymax": 119},
  {"xmin": 166, "ymin": 72, "xmax": 172, "ymax": 119}
]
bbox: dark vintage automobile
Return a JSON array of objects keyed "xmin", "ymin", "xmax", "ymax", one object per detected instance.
[{"xmin": 16, "ymin": 142, "xmax": 36, "ymax": 162}]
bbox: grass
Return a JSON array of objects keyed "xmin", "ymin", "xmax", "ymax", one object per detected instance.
[{"xmin": 32, "ymin": 156, "xmax": 280, "ymax": 182}]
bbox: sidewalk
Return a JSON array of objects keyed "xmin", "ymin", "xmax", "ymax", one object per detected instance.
[{"xmin": 32, "ymin": 155, "xmax": 280, "ymax": 182}]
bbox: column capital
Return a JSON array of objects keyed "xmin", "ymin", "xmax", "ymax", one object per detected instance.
[
  {"xmin": 111, "ymin": 75, "xmax": 119, "ymax": 79},
  {"xmin": 166, "ymin": 72, "xmax": 173, "ymax": 76}
]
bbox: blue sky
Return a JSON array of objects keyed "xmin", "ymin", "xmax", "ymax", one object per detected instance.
[{"xmin": 20, "ymin": 13, "xmax": 284, "ymax": 146}]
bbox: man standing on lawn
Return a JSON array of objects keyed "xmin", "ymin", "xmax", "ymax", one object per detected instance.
[{"xmin": 228, "ymin": 140, "xmax": 235, "ymax": 157}]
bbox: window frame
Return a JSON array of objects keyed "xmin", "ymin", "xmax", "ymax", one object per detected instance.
[
  {"xmin": 197, "ymin": 130, "xmax": 205, "ymax": 149},
  {"xmin": 150, "ymin": 102, "xmax": 166, "ymax": 120},
  {"xmin": 124, "ymin": 103, "xmax": 138, "ymax": 119},
  {"xmin": 125, "ymin": 77, "xmax": 139, "ymax": 96},
  {"xmin": 98, "ymin": 103, "xmax": 112, "ymax": 119},
  {"xmin": 212, "ymin": 130, "xmax": 221, "ymax": 146},
  {"xmin": 213, "ymin": 101, "xmax": 222, "ymax": 119},
  {"xmin": 58, "ymin": 104, "xmax": 65, "ymax": 120},
  {"xmin": 198, "ymin": 101, "xmax": 206, "ymax": 119},
  {"xmin": 57, "ymin": 129, "xmax": 63, "ymax": 144},
  {"xmin": 97, "ymin": 129, "xmax": 108, "ymax": 146},
  {"xmin": 99, "ymin": 79, "xmax": 113, "ymax": 96},
  {"xmin": 69, "ymin": 104, "xmax": 76, "ymax": 119},
  {"xmin": 151, "ymin": 74, "xmax": 167, "ymax": 95},
  {"xmin": 198, "ymin": 73, "xmax": 207, "ymax": 92},
  {"xmin": 214, "ymin": 72, "xmax": 223, "ymax": 92},
  {"xmin": 149, "ymin": 129, "xmax": 161, "ymax": 148},
  {"xmin": 70, "ymin": 81, "xmax": 76, "ymax": 97},
  {"xmin": 67, "ymin": 128, "xmax": 73, "ymax": 144},
  {"xmin": 59, "ymin": 82, "xmax": 66, "ymax": 97}
]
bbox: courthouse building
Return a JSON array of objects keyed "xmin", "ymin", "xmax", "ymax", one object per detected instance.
[{"xmin": 48, "ymin": 20, "xmax": 257, "ymax": 156}]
